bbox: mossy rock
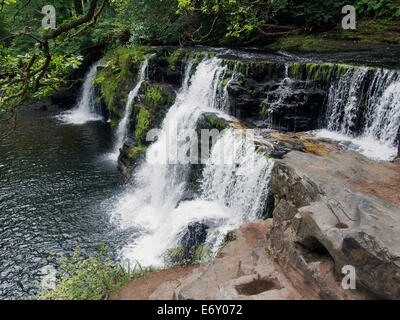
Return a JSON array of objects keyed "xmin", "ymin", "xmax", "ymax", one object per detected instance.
[
  {"xmin": 189, "ymin": 52, "xmax": 207, "ymax": 78},
  {"xmin": 120, "ymin": 145, "xmax": 148, "ymax": 181},
  {"xmin": 267, "ymin": 20, "xmax": 400, "ymax": 55},
  {"xmin": 167, "ymin": 48, "xmax": 187, "ymax": 72},
  {"xmin": 97, "ymin": 46, "xmax": 153, "ymax": 123},
  {"xmin": 185, "ymin": 112, "xmax": 229, "ymax": 195},
  {"xmin": 130, "ymin": 83, "xmax": 175, "ymax": 148}
]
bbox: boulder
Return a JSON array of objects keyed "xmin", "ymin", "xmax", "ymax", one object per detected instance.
[
  {"xmin": 179, "ymin": 222, "xmax": 209, "ymax": 261},
  {"xmin": 268, "ymin": 150, "xmax": 400, "ymax": 299},
  {"xmin": 175, "ymin": 220, "xmax": 306, "ymax": 300}
]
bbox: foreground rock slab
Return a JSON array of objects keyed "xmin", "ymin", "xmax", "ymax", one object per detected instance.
[
  {"xmin": 269, "ymin": 150, "xmax": 400, "ymax": 299},
  {"xmin": 151, "ymin": 220, "xmax": 308, "ymax": 300}
]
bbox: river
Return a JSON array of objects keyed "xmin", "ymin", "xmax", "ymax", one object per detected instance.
[{"xmin": 0, "ymin": 104, "xmax": 126, "ymax": 299}]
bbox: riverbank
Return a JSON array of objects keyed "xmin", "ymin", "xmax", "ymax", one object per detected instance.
[{"xmin": 268, "ymin": 20, "xmax": 400, "ymax": 53}]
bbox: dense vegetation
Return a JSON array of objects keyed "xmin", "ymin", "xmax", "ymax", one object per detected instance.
[{"xmin": 36, "ymin": 246, "xmax": 155, "ymax": 300}]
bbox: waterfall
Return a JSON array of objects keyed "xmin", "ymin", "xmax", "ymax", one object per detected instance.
[
  {"xmin": 315, "ymin": 66, "xmax": 400, "ymax": 161},
  {"xmin": 362, "ymin": 72, "xmax": 400, "ymax": 147},
  {"xmin": 201, "ymin": 129, "xmax": 273, "ymax": 223},
  {"xmin": 263, "ymin": 64, "xmax": 292, "ymax": 128},
  {"xmin": 109, "ymin": 55, "xmax": 152, "ymax": 161},
  {"xmin": 110, "ymin": 57, "xmax": 274, "ymax": 267},
  {"xmin": 325, "ymin": 67, "xmax": 368, "ymax": 135},
  {"xmin": 57, "ymin": 59, "xmax": 104, "ymax": 125},
  {"xmin": 219, "ymin": 65, "xmax": 237, "ymax": 113}
]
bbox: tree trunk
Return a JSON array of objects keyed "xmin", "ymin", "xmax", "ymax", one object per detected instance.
[{"xmin": 74, "ymin": 0, "xmax": 83, "ymax": 16}]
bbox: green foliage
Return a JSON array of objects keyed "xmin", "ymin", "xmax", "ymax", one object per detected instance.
[
  {"xmin": 205, "ymin": 115, "xmax": 227, "ymax": 131},
  {"xmin": 0, "ymin": 0, "xmax": 119, "ymax": 134},
  {"xmin": 176, "ymin": 0, "xmax": 400, "ymax": 43},
  {"xmin": 355, "ymin": 0, "xmax": 400, "ymax": 19},
  {"xmin": 113, "ymin": 0, "xmax": 182, "ymax": 46},
  {"xmin": 0, "ymin": 52, "xmax": 83, "ymax": 117},
  {"xmin": 98, "ymin": 46, "xmax": 150, "ymax": 117},
  {"xmin": 163, "ymin": 245, "xmax": 213, "ymax": 267},
  {"xmin": 176, "ymin": 0, "xmax": 349, "ymax": 41},
  {"xmin": 135, "ymin": 107, "xmax": 150, "ymax": 146},
  {"xmin": 144, "ymin": 85, "xmax": 163, "ymax": 107},
  {"xmin": 127, "ymin": 145, "xmax": 147, "ymax": 158},
  {"xmin": 0, "ymin": 12, "xmax": 9, "ymax": 39},
  {"xmin": 36, "ymin": 246, "xmax": 153, "ymax": 300},
  {"xmin": 167, "ymin": 48, "xmax": 186, "ymax": 72},
  {"xmin": 98, "ymin": 72, "xmax": 123, "ymax": 115},
  {"xmin": 135, "ymin": 84, "xmax": 173, "ymax": 146},
  {"xmin": 305, "ymin": 63, "xmax": 335, "ymax": 84},
  {"xmin": 0, "ymin": 0, "xmax": 130, "ymax": 56}
]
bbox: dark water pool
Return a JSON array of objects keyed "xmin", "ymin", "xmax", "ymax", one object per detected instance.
[{"xmin": 0, "ymin": 104, "xmax": 126, "ymax": 299}]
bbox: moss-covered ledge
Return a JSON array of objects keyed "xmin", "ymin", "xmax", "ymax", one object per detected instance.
[
  {"xmin": 95, "ymin": 46, "xmax": 154, "ymax": 126},
  {"xmin": 118, "ymin": 82, "xmax": 176, "ymax": 180}
]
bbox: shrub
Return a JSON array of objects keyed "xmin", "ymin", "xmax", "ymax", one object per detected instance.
[
  {"xmin": 36, "ymin": 246, "xmax": 153, "ymax": 300},
  {"xmin": 163, "ymin": 245, "xmax": 213, "ymax": 267},
  {"xmin": 355, "ymin": 0, "xmax": 400, "ymax": 19}
]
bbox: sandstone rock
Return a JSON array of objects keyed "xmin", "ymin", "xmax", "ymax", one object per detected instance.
[
  {"xmin": 179, "ymin": 222, "xmax": 209, "ymax": 262},
  {"xmin": 195, "ymin": 111, "xmax": 339, "ymax": 160},
  {"xmin": 269, "ymin": 150, "xmax": 400, "ymax": 299},
  {"xmin": 173, "ymin": 220, "xmax": 306, "ymax": 300}
]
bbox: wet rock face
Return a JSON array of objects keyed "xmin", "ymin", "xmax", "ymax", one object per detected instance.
[
  {"xmin": 222, "ymin": 61, "xmax": 329, "ymax": 132},
  {"xmin": 268, "ymin": 150, "xmax": 400, "ymax": 299},
  {"xmin": 50, "ymin": 86, "xmax": 81, "ymax": 109},
  {"xmin": 93, "ymin": 85, "xmax": 109, "ymax": 120},
  {"xmin": 228, "ymin": 80, "xmax": 326, "ymax": 132},
  {"xmin": 148, "ymin": 55, "xmax": 186, "ymax": 87},
  {"xmin": 180, "ymin": 222, "xmax": 209, "ymax": 260},
  {"xmin": 118, "ymin": 83, "xmax": 176, "ymax": 180}
]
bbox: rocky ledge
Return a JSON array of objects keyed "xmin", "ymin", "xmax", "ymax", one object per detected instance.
[{"xmin": 111, "ymin": 150, "xmax": 400, "ymax": 300}]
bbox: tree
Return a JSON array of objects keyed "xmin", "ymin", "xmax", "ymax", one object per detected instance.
[{"xmin": 0, "ymin": 0, "xmax": 123, "ymax": 139}]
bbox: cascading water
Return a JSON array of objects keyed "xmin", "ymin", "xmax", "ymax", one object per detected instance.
[
  {"xmin": 200, "ymin": 129, "xmax": 274, "ymax": 252},
  {"xmin": 58, "ymin": 59, "xmax": 104, "ymax": 125},
  {"xmin": 262, "ymin": 64, "xmax": 293, "ymax": 128},
  {"xmin": 325, "ymin": 67, "xmax": 369, "ymax": 135},
  {"xmin": 109, "ymin": 55, "xmax": 153, "ymax": 161},
  {"xmin": 215, "ymin": 65, "xmax": 237, "ymax": 112},
  {"xmin": 201, "ymin": 130, "xmax": 272, "ymax": 223},
  {"xmin": 363, "ymin": 72, "xmax": 400, "ymax": 146},
  {"xmin": 110, "ymin": 57, "xmax": 274, "ymax": 267},
  {"xmin": 314, "ymin": 66, "xmax": 400, "ymax": 161}
]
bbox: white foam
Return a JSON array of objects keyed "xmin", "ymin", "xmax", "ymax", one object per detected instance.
[
  {"xmin": 313, "ymin": 129, "xmax": 397, "ymax": 161},
  {"xmin": 57, "ymin": 60, "xmax": 104, "ymax": 125},
  {"xmin": 110, "ymin": 58, "xmax": 274, "ymax": 267}
]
